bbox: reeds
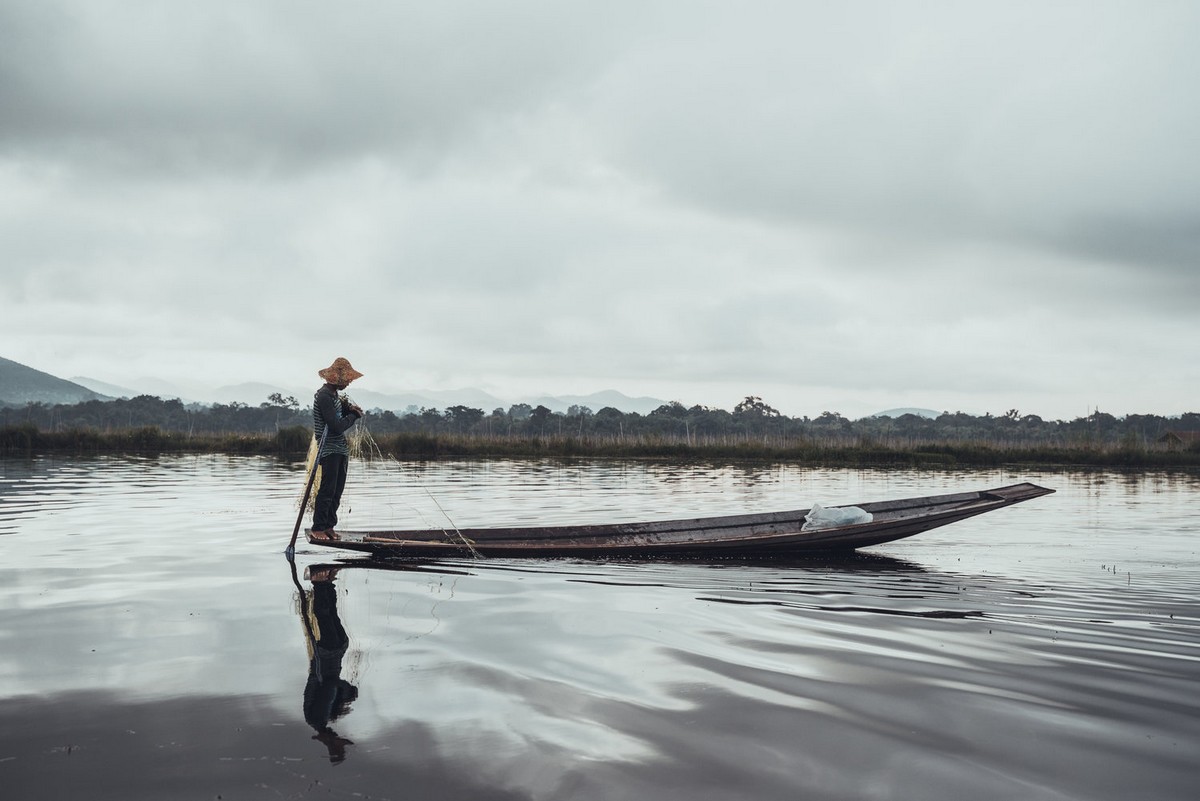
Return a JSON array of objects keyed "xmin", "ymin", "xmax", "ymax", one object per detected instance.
[
  {"xmin": 0, "ymin": 424, "xmax": 311, "ymax": 456},
  {"xmin": 4, "ymin": 423, "xmax": 1199, "ymax": 468}
]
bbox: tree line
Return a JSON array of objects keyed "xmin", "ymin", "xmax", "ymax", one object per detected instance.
[{"xmin": 4, "ymin": 393, "xmax": 1197, "ymax": 451}]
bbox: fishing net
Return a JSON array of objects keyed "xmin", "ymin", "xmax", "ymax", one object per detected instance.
[
  {"xmin": 298, "ymin": 393, "xmax": 480, "ymax": 557},
  {"xmin": 301, "ymin": 435, "xmax": 322, "ymax": 513},
  {"xmin": 298, "ymin": 394, "xmax": 369, "ymax": 513}
]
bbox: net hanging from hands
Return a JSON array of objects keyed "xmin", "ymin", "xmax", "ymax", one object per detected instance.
[{"xmin": 297, "ymin": 393, "xmax": 480, "ymax": 558}]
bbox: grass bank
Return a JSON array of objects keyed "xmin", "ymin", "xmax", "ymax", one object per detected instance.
[
  {"xmin": 4, "ymin": 424, "xmax": 1199, "ymax": 469},
  {"xmin": 365, "ymin": 432, "xmax": 1200, "ymax": 468},
  {"xmin": 0, "ymin": 424, "xmax": 312, "ymax": 456}
]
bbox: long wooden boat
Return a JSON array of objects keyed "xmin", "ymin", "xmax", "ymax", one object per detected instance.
[{"xmin": 304, "ymin": 482, "xmax": 1053, "ymax": 558}]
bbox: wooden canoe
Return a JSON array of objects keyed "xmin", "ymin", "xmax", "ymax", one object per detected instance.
[{"xmin": 304, "ymin": 482, "xmax": 1053, "ymax": 558}]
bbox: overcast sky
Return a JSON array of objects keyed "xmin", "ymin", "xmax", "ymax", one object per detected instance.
[{"xmin": 2, "ymin": 0, "xmax": 1197, "ymax": 420}]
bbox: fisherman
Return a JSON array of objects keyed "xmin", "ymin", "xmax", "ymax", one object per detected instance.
[{"xmin": 311, "ymin": 357, "xmax": 365, "ymax": 541}]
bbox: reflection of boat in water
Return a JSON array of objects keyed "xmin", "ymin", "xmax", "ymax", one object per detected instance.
[
  {"xmin": 305, "ymin": 483, "xmax": 1054, "ymax": 559},
  {"xmin": 306, "ymin": 550, "xmax": 929, "ymax": 577},
  {"xmin": 290, "ymin": 561, "xmax": 358, "ymax": 763}
]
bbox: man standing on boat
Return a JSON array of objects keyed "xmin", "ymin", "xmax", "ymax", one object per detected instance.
[{"xmin": 311, "ymin": 357, "xmax": 365, "ymax": 541}]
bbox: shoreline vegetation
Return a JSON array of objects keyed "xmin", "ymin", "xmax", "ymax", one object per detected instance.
[
  {"xmin": 3, "ymin": 424, "xmax": 1199, "ymax": 468},
  {"xmin": 2, "ymin": 394, "xmax": 1198, "ymax": 467}
]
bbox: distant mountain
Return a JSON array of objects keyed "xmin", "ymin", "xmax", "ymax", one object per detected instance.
[
  {"xmin": 207, "ymin": 384, "xmax": 511, "ymax": 412},
  {"xmin": 72, "ymin": 376, "xmax": 202, "ymax": 403},
  {"xmin": 350, "ymin": 389, "xmax": 454, "ymax": 413},
  {"xmin": 71, "ymin": 376, "xmax": 139, "ymax": 399},
  {"xmin": 346, "ymin": 388, "xmax": 665, "ymax": 415},
  {"xmin": 210, "ymin": 382, "xmax": 303, "ymax": 405},
  {"xmin": 3, "ymin": 356, "xmax": 670, "ymax": 416},
  {"xmin": 0, "ymin": 357, "xmax": 108, "ymax": 406},
  {"xmin": 395, "ymin": 387, "xmax": 509, "ymax": 412},
  {"xmin": 347, "ymin": 389, "xmax": 424, "ymax": 411},
  {"xmin": 531, "ymin": 390, "xmax": 668, "ymax": 415},
  {"xmin": 872, "ymin": 407, "xmax": 942, "ymax": 419},
  {"xmin": 129, "ymin": 377, "xmax": 195, "ymax": 401}
]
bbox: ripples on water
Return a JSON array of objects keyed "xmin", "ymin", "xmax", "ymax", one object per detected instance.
[{"xmin": 1, "ymin": 456, "xmax": 1198, "ymax": 800}]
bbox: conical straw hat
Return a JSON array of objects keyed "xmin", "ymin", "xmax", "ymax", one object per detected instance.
[{"xmin": 317, "ymin": 357, "xmax": 364, "ymax": 385}]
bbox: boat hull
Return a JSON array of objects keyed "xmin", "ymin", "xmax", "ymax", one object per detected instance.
[{"xmin": 304, "ymin": 482, "xmax": 1054, "ymax": 558}]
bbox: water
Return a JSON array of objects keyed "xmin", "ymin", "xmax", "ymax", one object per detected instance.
[{"xmin": 1, "ymin": 456, "xmax": 1197, "ymax": 800}]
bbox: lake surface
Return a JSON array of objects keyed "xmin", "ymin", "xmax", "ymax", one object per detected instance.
[{"xmin": 1, "ymin": 456, "xmax": 1197, "ymax": 800}]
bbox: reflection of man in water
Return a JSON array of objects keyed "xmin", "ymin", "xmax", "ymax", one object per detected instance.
[{"xmin": 301, "ymin": 566, "xmax": 358, "ymax": 763}]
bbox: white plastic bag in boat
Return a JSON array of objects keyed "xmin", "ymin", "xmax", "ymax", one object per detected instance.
[{"xmin": 802, "ymin": 503, "xmax": 873, "ymax": 531}]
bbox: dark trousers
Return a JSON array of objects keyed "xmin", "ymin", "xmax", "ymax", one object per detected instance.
[{"xmin": 313, "ymin": 453, "xmax": 349, "ymax": 531}]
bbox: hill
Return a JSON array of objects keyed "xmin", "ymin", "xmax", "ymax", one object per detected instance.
[
  {"xmin": 0, "ymin": 357, "xmax": 108, "ymax": 406},
  {"xmin": 204, "ymin": 385, "xmax": 667, "ymax": 416},
  {"xmin": 531, "ymin": 390, "xmax": 667, "ymax": 415},
  {"xmin": 4, "ymin": 358, "xmax": 669, "ymax": 416},
  {"xmin": 71, "ymin": 376, "xmax": 140, "ymax": 399},
  {"xmin": 872, "ymin": 407, "xmax": 942, "ymax": 420}
]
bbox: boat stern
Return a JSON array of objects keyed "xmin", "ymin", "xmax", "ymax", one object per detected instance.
[{"xmin": 984, "ymin": 483, "xmax": 1056, "ymax": 503}]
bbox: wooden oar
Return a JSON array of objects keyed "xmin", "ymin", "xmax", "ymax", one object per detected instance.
[{"xmin": 287, "ymin": 427, "xmax": 329, "ymax": 558}]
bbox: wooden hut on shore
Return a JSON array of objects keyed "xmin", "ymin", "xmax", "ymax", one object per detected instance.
[{"xmin": 1157, "ymin": 430, "xmax": 1200, "ymax": 449}]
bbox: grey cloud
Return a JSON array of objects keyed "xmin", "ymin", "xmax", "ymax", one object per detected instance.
[
  {"xmin": 585, "ymin": 2, "xmax": 1200, "ymax": 277},
  {"xmin": 0, "ymin": 1, "xmax": 650, "ymax": 174},
  {"xmin": 2, "ymin": 1, "xmax": 1196, "ymax": 420}
]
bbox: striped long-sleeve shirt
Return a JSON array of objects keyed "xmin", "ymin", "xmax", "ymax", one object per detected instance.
[{"xmin": 313, "ymin": 384, "xmax": 360, "ymax": 457}]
